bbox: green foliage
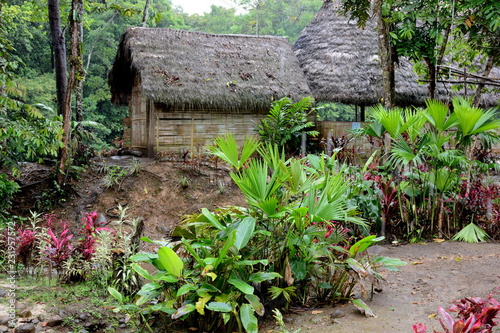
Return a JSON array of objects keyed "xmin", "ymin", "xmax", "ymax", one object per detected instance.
[
  {"xmin": 102, "ymin": 165, "xmax": 129, "ymax": 189},
  {"xmin": 257, "ymin": 97, "xmax": 318, "ymax": 154},
  {"xmin": 208, "ymin": 134, "xmax": 260, "ymax": 171},
  {"xmin": 355, "ymin": 97, "xmax": 500, "ymax": 239},
  {"xmin": 452, "ymin": 222, "xmax": 490, "ymax": 243},
  {"xmin": 110, "ymin": 136, "xmax": 405, "ymax": 332},
  {"xmin": 314, "ymin": 102, "xmax": 356, "ymax": 121},
  {"xmin": 0, "ymin": 174, "xmax": 20, "ymax": 211}
]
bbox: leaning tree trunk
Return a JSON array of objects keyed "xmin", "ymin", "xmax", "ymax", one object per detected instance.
[
  {"xmin": 472, "ymin": 54, "xmax": 495, "ymax": 107},
  {"xmin": 375, "ymin": 0, "xmax": 395, "ymax": 109},
  {"xmin": 48, "ymin": 0, "xmax": 67, "ymax": 116}
]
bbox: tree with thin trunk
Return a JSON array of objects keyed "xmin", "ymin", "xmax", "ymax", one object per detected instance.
[
  {"xmin": 48, "ymin": 0, "xmax": 67, "ymax": 117},
  {"xmin": 142, "ymin": 0, "xmax": 151, "ymax": 27},
  {"xmin": 57, "ymin": 0, "xmax": 85, "ymax": 185}
]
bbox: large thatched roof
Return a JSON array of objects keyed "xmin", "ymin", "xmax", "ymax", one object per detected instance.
[
  {"xmin": 293, "ymin": 0, "xmax": 499, "ymax": 107},
  {"xmin": 109, "ymin": 28, "xmax": 311, "ymax": 111}
]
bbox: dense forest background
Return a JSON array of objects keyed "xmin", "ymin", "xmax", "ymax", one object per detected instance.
[{"xmin": 4, "ymin": 0, "xmax": 323, "ymax": 150}]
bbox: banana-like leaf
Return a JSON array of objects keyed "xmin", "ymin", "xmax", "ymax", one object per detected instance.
[
  {"xmin": 240, "ymin": 303, "xmax": 258, "ymax": 333},
  {"xmin": 158, "ymin": 247, "xmax": 184, "ymax": 278}
]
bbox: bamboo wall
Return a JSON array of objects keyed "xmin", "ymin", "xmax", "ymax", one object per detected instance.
[{"xmin": 154, "ymin": 106, "xmax": 266, "ymax": 154}]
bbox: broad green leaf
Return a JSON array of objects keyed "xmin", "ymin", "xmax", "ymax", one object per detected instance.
[
  {"xmin": 349, "ymin": 235, "xmax": 384, "ymax": 257},
  {"xmin": 130, "ymin": 263, "xmax": 154, "ymax": 281},
  {"xmin": 290, "ymin": 260, "xmax": 307, "ymax": 281},
  {"xmin": 158, "ymin": 274, "xmax": 179, "ymax": 283},
  {"xmin": 235, "ymin": 259, "xmax": 269, "ymax": 267},
  {"xmin": 352, "ymin": 298, "xmax": 376, "ymax": 317},
  {"xmin": 158, "ymin": 246, "xmax": 184, "ymax": 278},
  {"xmin": 177, "ymin": 284, "xmax": 198, "ymax": 297},
  {"xmin": 198, "ymin": 283, "xmax": 221, "ymax": 294},
  {"xmin": 206, "ymin": 302, "xmax": 232, "ymax": 312},
  {"xmin": 138, "ymin": 282, "xmax": 162, "ymax": 293},
  {"xmin": 240, "ymin": 303, "xmax": 258, "ymax": 333},
  {"xmin": 248, "ymin": 272, "xmax": 282, "ymax": 283},
  {"xmin": 214, "ymin": 230, "xmax": 236, "ymax": 269},
  {"xmin": 373, "ymin": 256, "xmax": 407, "ymax": 271},
  {"xmin": 181, "ymin": 238, "xmax": 205, "ymax": 267},
  {"xmin": 228, "ymin": 273, "xmax": 254, "ymax": 294},
  {"xmin": 245, "ymin": 294, "xmax": 264, "ymax": 316},
  {"xmin": 172, "ymin": 303, "xmax": 196, "ymax": 320},
  {"xmin": 107, "ymin": 287, "xmax": 124, "ymax": 303},
  {"xmin": 130, "ymin": 253, "xmax": 157, "ymax": 262},
  {"xmin": 200, "ymin": 208, "xmax": 225, "ymax": 231},
  {"xmin": 346, "ymin": 258, "xmax": 368, "ymax": 277},
  {"xmin": 234, "ymin": 217, "xmax": 256, "ymax": 250},
  {"xmin": 136, "ymin": 291, "xmax": 161, "ymax": 306}
]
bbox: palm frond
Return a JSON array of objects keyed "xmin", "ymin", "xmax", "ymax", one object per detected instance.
[{"xmin": 453, "ymin": 223, "xmax": 489, "ymax": 243}]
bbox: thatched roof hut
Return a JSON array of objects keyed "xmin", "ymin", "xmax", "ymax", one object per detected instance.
[
  {"xmin": 293, "ymin": 0, "xmax": 499, "ymax": 108},
  {"xmin": 109, "ymin": 27, "xmax": 311, "ymax": 156}
]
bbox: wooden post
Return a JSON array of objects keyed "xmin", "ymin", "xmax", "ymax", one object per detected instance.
[
  {"xmin": 190, "ymin": 110, "xmax": 195, "ymax": 159},
  {"xmin": 147, "ymin": 100, "xmax": 155, "ymax": 158}
]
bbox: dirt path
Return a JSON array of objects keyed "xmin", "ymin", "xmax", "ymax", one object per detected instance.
[{"xmin": 265, "ymin": 241, "xmax": 500, "ymax": 333}]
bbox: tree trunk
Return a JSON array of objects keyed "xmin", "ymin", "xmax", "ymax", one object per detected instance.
[
  {"xmin": 48, "ymin": 0, "xmax": 67, "ymax": 116},
  {"xmin": 142, "ymin": 0, "xmax": 151, "ymax": 27},
  {"xmin": 375, "ymin": 0, "xmax": 395, "ymax": 109},
  {"xmin": 472, "ymin": 54, "xmax": 495, "ymax": 107},
  {"xmin": 424, "ymin": 57, "xmax": 436, "ymax": 99},
  {"xmin": 74, "ymin": 0, "xmax": 85, "ymax": 122},
  {"xmin": 58, "ymin": 0, "xmax": 84, "ymax": 185}
]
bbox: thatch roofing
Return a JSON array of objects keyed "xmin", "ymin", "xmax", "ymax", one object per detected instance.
[
  {"xmin": 109, "ymin": 28, "xmax": 311, "ymax": 111},
  {"xmin": 293, "ymin": 0, "xmax": 499, "ymax": 108}
]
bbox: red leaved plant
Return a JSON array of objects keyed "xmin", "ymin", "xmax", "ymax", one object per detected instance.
[
  {"xmin": 17, "ymin": 229, "xmax": 37, "ymax": 268},
  {"xmin": 75, "ymin": 212, "xmax": 109, "ymax": 261},
  {"xmin": 413, "ymin": 294, "xmax": 500, "ymax": 333},
  {"xmin": 42, "ymin": 226, "xmax": 74, "ymax": 277}
]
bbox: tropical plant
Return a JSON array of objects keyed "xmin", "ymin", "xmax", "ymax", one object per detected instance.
[
  {"xmin": 357, "ymin": 97, "xmax": 500, "ymax": 240},
  {"xmin": 110, "ymin": 136, "xmax": 406, "ymax": 332},
  {"xmin": 256, "ymin": 97, "xmax": 318, "ymax": 154},
  {"xmin": 413, "ymin": 293, "xmax": 500, "ymax": 333}
]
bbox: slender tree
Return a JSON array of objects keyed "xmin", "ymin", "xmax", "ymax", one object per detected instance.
[{"xmin": 47, "ymin": 0, "xmax": 67, "ymax": 116}]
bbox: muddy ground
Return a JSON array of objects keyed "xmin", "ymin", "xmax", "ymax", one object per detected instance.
[{"xmin": 7, "ymin": 156, "xmax": 500, "ymax": 332}]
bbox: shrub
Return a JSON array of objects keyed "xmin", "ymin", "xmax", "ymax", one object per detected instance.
[
  {"xmin": 109, "ymin": 138, "xmax": 405, "ymax": 332},
  {"xmin": 413, "ymin": 294, "xmax": 500, "ymax": 333}
]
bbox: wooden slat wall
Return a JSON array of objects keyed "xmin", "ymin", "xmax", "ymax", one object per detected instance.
[
  {"xmin": 129, "ymin": 79, "xmax": 147, "ymax": 152},
  {"xmin": 315, "ymin": 121, "xmax": 375, "ymax": 157},
  {"xmin": 156, "ymin": 108, "xmax": 265, "ymax": 154}
]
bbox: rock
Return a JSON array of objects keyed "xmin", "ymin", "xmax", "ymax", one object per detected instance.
[
  {"xmin": 14, "ymin": 323, "xmax": 35, "ymax": 333},
  {"xmin": 37, "ymin": 314, "xmax": 45, "ymax": 322},
  {"xmin": 0, "ymin": 316, "xmax": 10, "ymax": 325},
  {"xmin": 156, "ymin": 225, "xmax": 171, "ymax": 235},
  {"xmin": 331, "ymin": 309, "xmax": 346, "ymax": 319},
  {"xmin": 77, "ymin": 313, "xmax": 87, "ymax": 321},
  {"xmin": 0, "ymin": 289, "xmax": 7, "ymax": 297},
  {"xmin": 45, "ymin": 317, "xmax": 64, "ymax": 327},
  {"xmin": 16, "ymin": 308, "xmax": 32, "ymax": 318},
  {"xmin": 0, "ymin": 325, "xmax": 9, "ymax": 333}
]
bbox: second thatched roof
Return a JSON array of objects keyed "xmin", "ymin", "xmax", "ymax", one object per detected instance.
[
  {"xmin": 109, "ymin": 28, "xmax": 311, "ymax": 111},
  {"xmin": 293, "ymin": 0, "xmax": 499, "ymax": 107}
]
